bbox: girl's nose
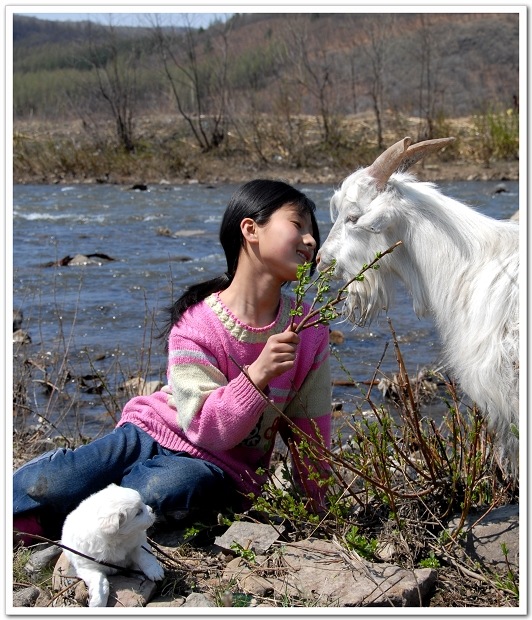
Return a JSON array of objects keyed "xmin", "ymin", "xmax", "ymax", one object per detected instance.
[{"xmin": 304, "ymin": 233, "xmax": 317, "ymax": 250}]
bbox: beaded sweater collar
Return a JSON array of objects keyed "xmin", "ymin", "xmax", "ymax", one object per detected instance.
[{"xmin": 205, "ymin": 292, "xmax": 292, "ymax": 343}]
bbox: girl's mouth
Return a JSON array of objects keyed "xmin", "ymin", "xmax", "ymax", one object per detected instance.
[{"xmin": 297, "ymin": 250, "xmax": 311, "ymax": 263}]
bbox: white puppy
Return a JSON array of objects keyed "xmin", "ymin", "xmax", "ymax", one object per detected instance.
[{"xmin": 61, "ymin": 483, "xmax": 164, "ymax": 607}]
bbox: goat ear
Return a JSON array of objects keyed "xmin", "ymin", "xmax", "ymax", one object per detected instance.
[{"xmin": 356, "ymin": 205, "xmax": 391, "ymax": 233}]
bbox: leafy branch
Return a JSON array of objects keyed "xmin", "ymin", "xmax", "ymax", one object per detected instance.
[{"xmin": 290, "ymin": 241, "xmax": 403, "ymax": 333}]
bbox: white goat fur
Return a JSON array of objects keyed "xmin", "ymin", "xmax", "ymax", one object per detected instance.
[{"xmin": 318, "ymin": 165, "xmax": 519, "ymax": 470}]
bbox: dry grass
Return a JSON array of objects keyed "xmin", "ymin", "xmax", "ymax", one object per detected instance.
[{"xmin": 13, "ymin": 113, "xmax": 519, "ymax": 187}]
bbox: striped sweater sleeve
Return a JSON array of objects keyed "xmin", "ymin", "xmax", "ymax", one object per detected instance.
[{"xmin": 166, "ymin": 326, "xmax": 267, "ymax": 451}]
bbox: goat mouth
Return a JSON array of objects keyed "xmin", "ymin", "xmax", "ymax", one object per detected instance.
[{"xmin": 317, "ymin": 261, "xmax": 339, "ymax": 277}]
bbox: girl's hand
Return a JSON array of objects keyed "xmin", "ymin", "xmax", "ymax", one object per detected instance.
[{"xmin": 246, "ymin": 329, "xmax": 299, "ymax": 390}]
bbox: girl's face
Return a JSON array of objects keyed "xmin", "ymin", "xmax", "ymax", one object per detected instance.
[{"xmin": 253, "ymin": 204, "xmax": 317, "ymax": 282}]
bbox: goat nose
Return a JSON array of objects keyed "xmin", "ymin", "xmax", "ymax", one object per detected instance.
[{"xmin": 316, "ymin": 251, "xmax": 321, "ymax": 265}]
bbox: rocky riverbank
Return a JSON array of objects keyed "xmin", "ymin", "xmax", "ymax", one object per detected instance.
[
  {"xmin": 13, "ymin": 502, "xmax": 519, "ymax": 609},
  {"xmin": 12, "ymin": 411, "xmax": 520, "ymax": 610}
]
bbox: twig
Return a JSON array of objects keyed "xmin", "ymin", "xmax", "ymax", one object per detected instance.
[
  {"xmin": 15, "ymin": 533, "xmax": 145, "ymax": 575},
  {"xmin": 46, "ymin": 577, "xmax": 84, "ymax": 607},
  {"xmin": 229, "ymin": 354, "xmax": 436, "ymax": 500},
  {"xmin": 293, "ymin": 241, "xmax": 402, "ymax": 334}
]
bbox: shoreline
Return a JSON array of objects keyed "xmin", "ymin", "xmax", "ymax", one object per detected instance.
[{"xmin": 13, "ymin": 159, "xmax": 519, "ymax": 187}]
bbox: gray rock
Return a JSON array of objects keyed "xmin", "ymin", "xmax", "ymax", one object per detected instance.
[
  {"xmin": 215, "ymin": 522, "xmax": 284, "ymax": 556},
  {"xmin": 67, "ymin": 254, "xmax": 101, "ymax": 266},
  {"xmin": 223, "ymin": 557, "xmax": 274, "ymax": 597},
  {"xmin": 224, "ymin": 538, "xmax": 436, "ymax": 607},
  {"xmin": 13, "ymin": 586, "xmax": 42, "ymax": 607},
  {"xmin": 25, "ymin": 544, "xmax": 62, "ymax": 576},
  {"xmin": 183, "ymin": 592, "xmax": 215, "ymax": 607},
  {"xmin": 448, "ymin": 504, "xmax": 519, "ymax": 571},
  {"xmin": 172, "ymin": 229, "xmax": 206, "ymax": 237},
  {"xmin": 13, "ymin": 329, "xmax": 31, "ymax": 344},
  {"xmin": 147, "ymin": 593, "xmax": 186, "ymax": 607},
  {"xmin": 119, "ymin": 377, "xmax": 163, "ymax": 397},
  {"xmin": 35, "ymin": 588, "xmax": 53, "ymax": 606},
  {"xmin": 51, "ymin": 553, "xmax": 90, "ymax": 606},
  {"xmin": 107, "ymin": 575, "xmax": 158, "ymax": 607}
]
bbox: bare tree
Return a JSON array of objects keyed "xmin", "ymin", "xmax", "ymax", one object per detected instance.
[
  {"xmin": 414, "ymin": 14, "xmax": 446, "ymax": 140},
  {"xmin": 151, "ymin": 15, "xmax": 231, "ymax": 152},
  {"xmin": 349, "ymin": 54, "xmax": 358, "ymax": 115},
  {"xmin": 361, "ymin": 14, "xmax": 395, "ymax": 149},
  {"xmin": 85, "ymin": 18, "xmax": 140, "ymax": 152},
  {"xmin": 279, "ymin": 16, "xmax": 339, "ymax": 144}
]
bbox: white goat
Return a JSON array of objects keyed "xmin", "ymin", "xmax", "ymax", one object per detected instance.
[{"xmin": 317, "ymin": 137, "xmax": 519, "ymax": 472}]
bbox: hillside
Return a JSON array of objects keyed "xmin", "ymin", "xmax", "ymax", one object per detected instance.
[
  {"xmin": 11, "ymin": 12, "xmax": 520, "ymax": 185},
  {"xmin": 12, "ymin": 12, "xmax": 520, "ymax": 119}
]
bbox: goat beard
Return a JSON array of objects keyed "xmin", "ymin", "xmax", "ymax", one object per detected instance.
[{"xmin": 341, "ymin": 268, "xmax": 395, "ymax": 326}]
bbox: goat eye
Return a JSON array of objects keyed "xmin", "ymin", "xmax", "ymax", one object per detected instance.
[
  {"xmin": 345, "ymin": 214, "xmax": 358, "ymax": 225},
  {"xmin": 136, "ymin": 508, "xmax": 144, "ymax": 516}
]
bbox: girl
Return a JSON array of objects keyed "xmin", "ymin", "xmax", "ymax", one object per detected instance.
[{"xmin": 13, "ymin": 179, "xmax": 332, "ymax": 543}]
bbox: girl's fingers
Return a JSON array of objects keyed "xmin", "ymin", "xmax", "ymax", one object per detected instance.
[{"xmin": 278, "ymin": 330, "xmax": 300, "ymax": 345}]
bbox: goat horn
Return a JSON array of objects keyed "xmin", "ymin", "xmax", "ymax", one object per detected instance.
[
  {"xmin": 366, "ymin": 137, "xmax": 413, "ymax": 191},
  {"xmin": 367, "ymin": 136, "xmax": 456, "ymax": 190},
  {"xmin": 398, "ymin": 137, "xmax": 456, "ymax": 172}
]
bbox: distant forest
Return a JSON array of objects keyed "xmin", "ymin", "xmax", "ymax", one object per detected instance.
[{"xmin": 13, "ymin": 13, "xmax": 519, "ymax": 117}]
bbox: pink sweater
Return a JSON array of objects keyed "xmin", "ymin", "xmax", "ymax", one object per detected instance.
[{"xmin": 118, "ymin": 292, "xmax": 331, "ymax": 504}]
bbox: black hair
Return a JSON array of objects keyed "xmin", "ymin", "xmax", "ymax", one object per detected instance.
[{"xmin": 159, "ymin": 179, "xmax": 320, "ymax": 349}]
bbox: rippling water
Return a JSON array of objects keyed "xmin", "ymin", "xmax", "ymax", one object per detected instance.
[{"xmin": 12, "ymin": 180, "xmax": 519, "ymax": 436}]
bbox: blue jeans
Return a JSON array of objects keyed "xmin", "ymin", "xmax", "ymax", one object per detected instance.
[{"xmin": 13, "ymin": 423, "xmax": 238, "ymax": 538}]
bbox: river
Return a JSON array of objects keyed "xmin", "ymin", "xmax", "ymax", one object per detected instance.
[{"xmin": 12, "ymin": 180, "xmax": 519, "ymax": 438}]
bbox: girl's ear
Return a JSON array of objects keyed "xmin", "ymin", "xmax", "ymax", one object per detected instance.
[{"xmin": 241, "ymin": 218, "xmax": 258, "ymax": 243}]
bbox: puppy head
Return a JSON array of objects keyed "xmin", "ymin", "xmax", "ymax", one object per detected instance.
[{"xmin": 93, "ymin": 485, "xmax": 156, "ymax": 536}]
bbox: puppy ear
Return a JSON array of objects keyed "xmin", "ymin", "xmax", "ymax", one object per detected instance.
[{"xmin": 98, "ymin": 512, "xmax": 121, "ymax": 534}]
